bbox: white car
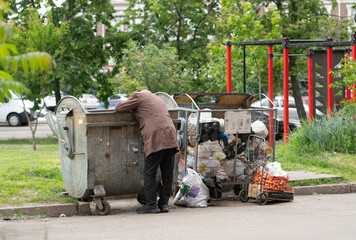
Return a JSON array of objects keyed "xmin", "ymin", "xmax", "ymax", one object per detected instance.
[
  {"xmin": 0, "ymin": 90, "xmax": 36, "ymax": 126},
  {"xmin": 79, "ymin": 94, "xmax": 100, "ymax": 109},
  {"xmin": 39, "ymin": 91, "xmax": 64, "ymax": 112},
  {"xmin": 251, "ymin": 96, "xmax": 323, "ymax": 126}
]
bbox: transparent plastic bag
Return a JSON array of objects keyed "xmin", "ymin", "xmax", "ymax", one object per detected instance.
[{"xmin": 174, "ymin": 168, "xmax": 209, "ymax": 208}]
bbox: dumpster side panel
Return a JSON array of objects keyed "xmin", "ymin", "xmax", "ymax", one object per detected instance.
[
  {"xmin": 56, "ymin": 98, "xmax": 89, "ymax": 199},
  {"xmin": 86, "ymin": 113, "xmax": 145, "ymax": 196}
]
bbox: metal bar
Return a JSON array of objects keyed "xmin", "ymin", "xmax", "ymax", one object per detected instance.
[
  {"xmin": 228, "ymin": 39, "xmax": 283, "ymax": 46},
  {"xmin": 268, "ymin": 45, "xmax": 274, "ymax": 148},
  {"xmin": 289, "ymin": 39, "xmax": 329, "ymax": 43},
  {"xmin": 307, "ymin": 49, "xmax": 314, "ymax": 121},
  {"xmin": 243, "ymin": 45, "xmax": 246, "ymax": 93},
  {"xmin": 228, "ymin": 39, "xmax": 328, "ymax": 47},
  {"xmin": 194, "ymin": 111, "xmax": 201, "ymax": 172},
  {"xmin": 226, "ymin": 44, "xmax": 232, "ymax": 93},
  {"xmin": 288, "ymin": 41, "xmax": 351, "ymax": 48},
  {"xmin": 273, "ymin": 54, "xmax": 307, "ymax": 57},
  {"xmin": 283, "ymin": 46, "xmax": 289, "ymax": 143},
  {"xmin": 327, "ymin": 45, "xmax": 333, "ymax": 115}
]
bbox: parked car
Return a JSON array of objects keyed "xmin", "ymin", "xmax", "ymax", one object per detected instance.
[
  {"xmin": 97, "ymin": 94, "xmax": 128, "ymax": 110},
  {"xmin": 251, "ymin": 111, "xmax": 298, "ymax": 140},
  {"xmin": 0, "ymin": 90, "xmax": 36, "ymax": 126},
  {"xmin": 79, "ymin": 94, "xmax": 100, "ymax": 109},
  {"xmin": 251, "ymin": 96, "xmax": 323, "ymax": 126},
  {"xmin": 39, "ymin": 91, "xmax": 64, "ymax": 112}
]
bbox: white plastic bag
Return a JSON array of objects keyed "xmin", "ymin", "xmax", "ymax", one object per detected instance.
[
  {"xmin": 265, "ymin": 162, "xmax": 288, "ymax": 177},
  {"xmin": 174, "ymin": 168, "xmax": 209, "ymax": 208},
  {"xmin": 251, "ymin": 120, "xmax": 269, "ymax": 139}
]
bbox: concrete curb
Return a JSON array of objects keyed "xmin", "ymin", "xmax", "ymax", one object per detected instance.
[
  {"xmin": 0, "ymin": 202, "xmax": 90, "ymax": 218},
  {"xmin": 294, "ymin": 182, "xmax": 356, "ymax": 195},
  {"xmin": 1, "ymin": 183, "xmax": 356, "ymax": 218}
]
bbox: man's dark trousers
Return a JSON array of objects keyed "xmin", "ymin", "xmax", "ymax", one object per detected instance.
[{"xmin": 144, "ymin": 148, "xmax": 176, "ymax": 207}]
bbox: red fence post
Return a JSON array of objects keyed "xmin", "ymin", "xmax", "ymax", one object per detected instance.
[
  {"xmin": 327, "ymin": 38, "xmax": 333, "ymax": 115},
  {"xmin": 283, "ymin": 38, "xmax": 289, "ymax": 143},
  {"xmin": 226, "ymin": 42, "xmax": 232, "ymax": 93},
  {"xmin": 352, "ymin": 34, "xmax": 356, "ymax": 101},
  {"xmin": 268, "ymin": 45, "xmax": 274, "ymax": 148},
  {"xmin": 345, "ymin": 49, "xmax": 351, "ymax": 101},
  {"xmin": 307, "ymin": 49, "xmax": 314, "ymax": 121}
]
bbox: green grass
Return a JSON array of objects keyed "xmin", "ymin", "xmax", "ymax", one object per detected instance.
[
  {"xmin": 0, "ymin": 137, "xmax": 58, "ymax": 145},
  {"xmin": 288, "ymin": 111, "xmax": 356, "ymax": 154},
  {"xmin": 276, "ymin": 143, "xmax": 356, "ymax": 183},
  {"xmin": 0, "ymin": 143, "xmax": 77, "ymax": 207}
]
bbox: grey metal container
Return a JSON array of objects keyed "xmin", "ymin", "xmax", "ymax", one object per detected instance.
[{"xmin": 46, "ymin": 94, "xmax": 182, "ymax": 215}]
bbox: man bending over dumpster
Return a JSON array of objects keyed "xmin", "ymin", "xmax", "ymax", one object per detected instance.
[{"xmin": 115, "ymin": 89, "xmax": 179, "ymax": 214}]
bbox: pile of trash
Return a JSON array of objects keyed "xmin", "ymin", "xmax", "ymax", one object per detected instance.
[{"xmin": 175, "ymin": 110, "xmax": 277, "ymax": 208}]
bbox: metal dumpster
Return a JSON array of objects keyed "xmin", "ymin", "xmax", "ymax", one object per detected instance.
[{"xmin": 46, "ymin": 93, "xmax": 183, "ymax": 215}]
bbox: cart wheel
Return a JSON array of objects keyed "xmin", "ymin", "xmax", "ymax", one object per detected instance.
[
  {"xmin": 96, "ymin": 199, "xmax": 111, "ymax": 215},
  {"xmin": 256, "ymin": 192, "xmax": 268, "ymax": 205},
  {"xmin": 136, "ymin": 193, "xmax": 146, "ymax": 205},
  {"xmin": 239, "ymin": 189, "xmax": 249, "ymax": 203}
]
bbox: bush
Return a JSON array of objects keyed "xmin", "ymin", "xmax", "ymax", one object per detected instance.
[{"xmin": 288, "ymin": 108, "xmax": 356, "ymax": 154}]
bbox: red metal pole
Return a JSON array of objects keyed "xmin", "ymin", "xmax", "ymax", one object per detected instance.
[
  {"xmin": 307, "ymin": 49, "xmax": 314, "ymax": 121},
  {"xmin": 346, "ymin": 51, "xmax": 351, "ymax": 101},
  {"xmin": 283, "ymin": 38, "xmax": 289, "ymax": 143},
  {"xmin": 226, "ymin": 43, "xmax": 232, "ymax": 93},
  {"xmin": 352, "ymin": 44, "xmax": 356, "ymax": 101},
  {"xmin": 268, "ymin": 45, "xmax": 274, "ymax": 148},
  {"xmin": 327, "ymin": 42, "xmax": 333, "ymax": 115}
]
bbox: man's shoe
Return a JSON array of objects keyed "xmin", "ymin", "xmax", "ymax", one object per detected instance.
[
  {"xmin": 136, "ymin": 205, "xmax": 160, "ymax": 214},
  {"xmin": 158, "ymin": 204, "xmax": 169, "ymax": 213}
]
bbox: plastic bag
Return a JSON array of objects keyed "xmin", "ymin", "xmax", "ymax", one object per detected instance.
[
  {"xmin": 220, "ymin": 159, "xmax": 247, "ymax": 178},
  {"xmin": 265, "ymin": 162, "xmax": 288, "ymax": 177},
  {"xmin": 174, "ymin": 168, "xmax": 209, "ymax": 208},
  {"xmin": 251, "ymin": 120, "xmax": 268, "ymax": 139}
]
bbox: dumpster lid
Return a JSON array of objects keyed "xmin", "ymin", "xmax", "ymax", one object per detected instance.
[{"xmin": 173, "ymin": 93, "xmax": 256, "ymax": 109}]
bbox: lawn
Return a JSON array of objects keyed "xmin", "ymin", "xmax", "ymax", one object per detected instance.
[
  {"xmin": 0, "ymin": 142, "xmax": 77, "ymax": 207},
  {"xmin": 276, "ymin": 143, "xmax": 356, "ymax": 183},
  {"xmin": 0, "ymin": 138, "xmax": 355, "ymax": 207}
]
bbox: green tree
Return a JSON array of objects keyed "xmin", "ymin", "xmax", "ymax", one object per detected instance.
[
  {"xmin": 0, "ymin": 1, "xmax": 53, "ymax": 103},
  {"xmin": 12, "ymin": 9, "xmax": 68, "ymax": 108},
  {"xmin": 116, "ymin": 41, "xmax": 189, "ymax": 94},
  {"xmin": 8, "ymin": 0, "xmax": 117, "ymax": 104},
  {"xmin": 250, "ymin": 0, "xmax": 351, "ymax": 120},
  {"xmin": 200, "ymin": 1, "xmax": 283, "ymax": 94},
  {"xmin": 124, "ymin": 0, "xmax": 220, "ymax": 89}
]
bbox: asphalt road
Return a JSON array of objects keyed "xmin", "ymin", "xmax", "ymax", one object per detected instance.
[
  {"xmin": 1, "ymin": 193, "xmax": 356, "ymax": 240},
  {"xmin": 0, "ymin": 123, "xmax": 54, "ymax": 140}
]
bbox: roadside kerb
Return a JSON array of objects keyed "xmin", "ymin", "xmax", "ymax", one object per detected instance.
[
  {"xmin": 0, "ymin": 202, "xmax": 90, "ymax": 218},
  {"xmin": 294, "ymin": 182, "xmax": 356, "ymax": 195}
]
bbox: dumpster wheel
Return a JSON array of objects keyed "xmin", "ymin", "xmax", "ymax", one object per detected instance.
[{"xmin": 96, "ymin": 198, "xmax": 111, "ymax": 215}]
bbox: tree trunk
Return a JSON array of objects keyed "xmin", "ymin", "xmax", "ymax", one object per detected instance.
[
  {"xmin": 21, "ymin": 97, "xmax": 37, "ymax": 151},
  {"xmin": 290, "ymin": 57, "xmax": 307, "ymax": 120},
  {"xmin": 55, "ymin": 77, "xmax": 61, "ymax": 107}
]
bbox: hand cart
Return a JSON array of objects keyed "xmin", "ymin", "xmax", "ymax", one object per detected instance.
[
  {"xmin": 238, "ymin": 167, "xmax": 294, "ymax": 205},
  {"xmin": 172, "ymin": 93, "xmax": 278, "ymax": 199}
]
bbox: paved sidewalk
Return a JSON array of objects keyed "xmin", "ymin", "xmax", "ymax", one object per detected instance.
[{"xmin": 1, "ymin": 171, "xmax": 355, "ymax": 219}]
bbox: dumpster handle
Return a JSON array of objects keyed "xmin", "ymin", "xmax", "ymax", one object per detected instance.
[{"xmin": 45, "ymin": 112, "xmax": 60, "ymax": 139}]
